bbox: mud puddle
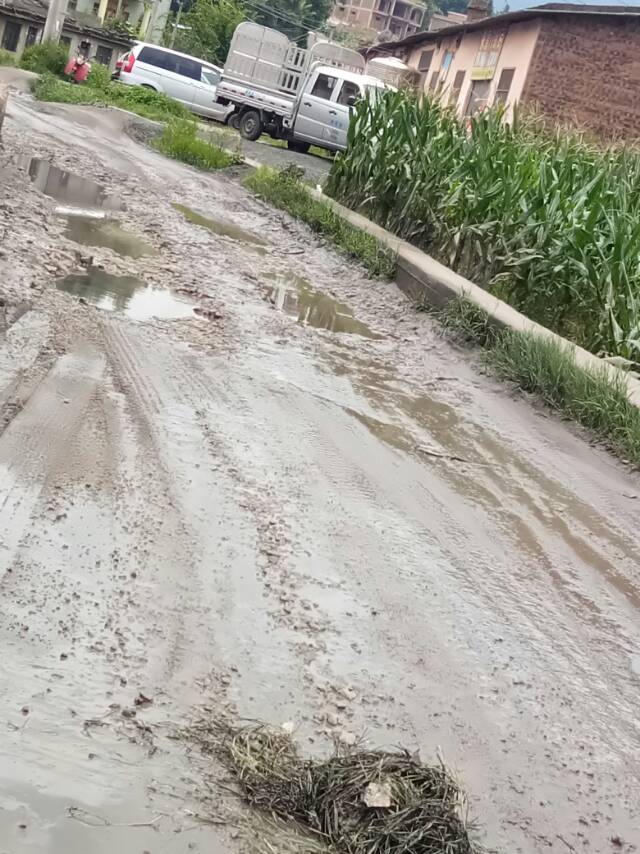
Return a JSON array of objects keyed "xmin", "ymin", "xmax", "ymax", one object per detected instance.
[
  {"xmin": 64, "ymin": 216, "xmax": 156, "ymax": 259},
  {"xmin": 16, "ymin": 157, "xmax": 121, "ymax": 211},
  {"xmin": 266, "ymin": 274, "xmax": 381, "ymax": 339},
  {"xmin": 173, "ymin": 202, "xmax": 268, "ymax": 252},
  {"xmin": 57, "ymin": 269, "xmax": 196, "ymax": 320}
]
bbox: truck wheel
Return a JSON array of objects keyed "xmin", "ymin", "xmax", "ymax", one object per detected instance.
[
  {"xmin": 227, "ymin": 112, "xmax": 240, "ymax": 130},
  {"xmin": 287, "ymin": 140, "xmax": 310, "ymax": 154},
  {"xmin": 239, "ymin": 110, "xmax": 262, "ymax": 141}
]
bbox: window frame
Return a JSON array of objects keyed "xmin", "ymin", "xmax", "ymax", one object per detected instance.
[
  {"xmin": 336, "ymin": 79, "xmax": 362, "ymax": 107},
  {"xmin": 310, "ymin": 72, "xmax": 340, "ymax": 101},
  {"xmin": 494, "ymin": 67, "xmax": 515, "ymax": 106}
]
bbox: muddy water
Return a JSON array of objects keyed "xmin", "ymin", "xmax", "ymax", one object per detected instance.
[
  {"xmin": 266, "ymin": 273, "xmax": 381, "ymax": 338},
  {"xmin": 57, "ymin": 270, "xmax": 196, "ymax": 320},
  {"xmin": 173, "ymin": 202, "xmax": 268, "ymax": 251},
  {"xmin": 63, "ymin": 216, "xmax": 156, "ymax": 259},
  {"xmin": 16, "ymin": 157, "xmax": 121, "ymax": 211}
]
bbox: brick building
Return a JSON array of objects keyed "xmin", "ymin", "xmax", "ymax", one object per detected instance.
[{"xmin": 365, "ymin": 3, "xmax": 640, "ymax": 139}]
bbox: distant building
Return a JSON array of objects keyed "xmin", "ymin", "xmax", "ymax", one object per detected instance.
[
  {"xmin": 365, "ymin": 3, "xmax": 640, "ymax": 138},
  {"xmin": 328, "ymin": 0, "xmax": 427, "ymax": 42},
  {"xmin": 0, "ymin": 0, "xmax": 133, "ymax": 68},
  {"xmin": 427, "ymin": 10, "xmax": 466, "ymax": 31},
  {"xmin": 0, "ymin": 0, "xmax": 171, "ymax": 69}
]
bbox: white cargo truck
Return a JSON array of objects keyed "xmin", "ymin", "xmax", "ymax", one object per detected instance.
[{"xmin": 216, "ymin": 22, "xmax": 391, "ymax": 153}]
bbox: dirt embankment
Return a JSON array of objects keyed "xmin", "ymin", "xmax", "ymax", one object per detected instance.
[{"xmin": 1, "ymin": 77, "xmax": 639, "ymax": 854}]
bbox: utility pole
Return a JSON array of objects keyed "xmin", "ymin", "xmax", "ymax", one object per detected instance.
[
  {"xmin": 169, "ymin": 0, "xmax": 184, "ymax": 49},
  {"xmin": 42, "ymin": 0, "xmax": 68, "ymax": 43}
]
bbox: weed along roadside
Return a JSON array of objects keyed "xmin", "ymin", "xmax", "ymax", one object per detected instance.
[{"xmin": 243, "ymin": 165, "xmax": 640, "ymax": 466}]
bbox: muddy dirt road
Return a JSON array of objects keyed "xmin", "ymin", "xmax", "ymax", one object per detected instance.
[{"xmin": 1, "ymin": 73, "xmax": 639, "ymax": 854}]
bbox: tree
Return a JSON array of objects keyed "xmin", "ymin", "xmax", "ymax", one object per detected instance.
[
  {"xmin": 436, "ymin": 0, "xmax": 467, "ymax": 12},
  {"xmin": 248, "ymin": 0, "xmax": 333, "ymax": 41},
  {"xmin": 169, "ymin": 0, "xmax": 245, "ymax": 65}
]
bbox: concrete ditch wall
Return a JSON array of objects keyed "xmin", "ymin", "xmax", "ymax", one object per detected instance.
[{"xmin": 313, "ymin": 188, "xmax": 640, "ymax": 409}]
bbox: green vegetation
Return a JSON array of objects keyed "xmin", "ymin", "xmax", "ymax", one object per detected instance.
[
  {"xmin": 168, "ymin": 0, "xmax": 245, "ymax": 66},
  {"xmin": 245, "ymin": 166, "xmax": 395, "ymax": 277},
  {"xmin": 327, "ymin": 92, "xmax": 640, "ymax": 362},
  {"xmin": 156, "ymin": 119, "xmax": 240, "ymax": 169},
  {"xmin": 438, "ymin": 298, "xmax": 640, "ymax": 464},
  {"xmin": 32, "ymin": 72, "xmax": 189, "ymax": 123},
  {"xmin": 0, "ymin": 49, "xmax": 16, "ymax": 66},
  {"xmin": 20, "ymin": 41, "xmax": 68, "ymax": 75}
]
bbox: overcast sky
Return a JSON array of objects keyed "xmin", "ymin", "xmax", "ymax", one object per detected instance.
[{"xmin": 498, "ymin": 0, "xmax": 631, "ymax": 9}]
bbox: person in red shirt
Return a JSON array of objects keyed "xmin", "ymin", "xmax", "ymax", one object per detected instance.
[{"xmin": 64, "ymin": 53, "xmax": 91, "ymax": 84}]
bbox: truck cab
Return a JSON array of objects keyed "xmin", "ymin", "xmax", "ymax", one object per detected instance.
[{"xmin": 293, "ymin": 67, "xmax": 388, "ymax": 151}]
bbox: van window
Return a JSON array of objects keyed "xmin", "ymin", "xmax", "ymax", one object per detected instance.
[
  {"xmin": 138, "ymin": 46, "xmax": 168, "ymax": 69},
  {"xmin": 310, "ymin": 73, "xmax": 338, "ymax": 101},
  {"xmin": 164, "ymin": 53, "xmax": 202, "ymax": 80},
  {"xmin": 201, "ymin": 68, "xmax": 220, "ymax": 86},
  {"xmin": 336, "ymin": 80, "xmax": 361, "ymax": 106}
]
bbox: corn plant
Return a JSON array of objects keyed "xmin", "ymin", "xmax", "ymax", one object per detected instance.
[{"xmin": 327, "ymin": 92, "xmax": 640, "ymax": 360}]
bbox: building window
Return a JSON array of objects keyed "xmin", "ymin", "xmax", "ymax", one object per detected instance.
[
  {"xmin": 95, "ymin": 45, "xmax": 113, "ymax": 65},
  {"xmin": 60, "ymin": 36, "xmax": 72, "ymax": 49},
  {"xmin": 494, "ymin": 67, "xmax": 515, "ymax": 105},
  {"xmin": 1, "ymin": 21, "xmax": 21, "ymax": 52},
  {"xmin": 417, "ymin": 49, "xmax": 433, "ymax": 72},
  {"xmin": 26, "ymin": 25, "xmax": 39, "ymax": 47},
  {"xmin": 429, "ymin": 70, "xmax": 439, "ymax": 90},
  {"xmin": 80, "ymin": 40, "xmax": 91, "ymax": 57},
  {"xmin": 465, "ymin": 79, "xmax": 490, "ymax": 116},
  {"xmin": 451, "ymin": 69, "xmax": 465, "ymax": 105},
  {"xmin": 67, "ymin": 0, "xmax": 77, "ymax": 9}
]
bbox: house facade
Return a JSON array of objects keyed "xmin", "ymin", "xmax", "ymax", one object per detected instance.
[
  {"xmin": 366, "ymin": 3, "xmax": 640, "ymax": 138},
  {"xmin": 328, "ymin": 0, "xmax": 426, "ymax": 41},
  {"xmin": 0, "ymin": 0, "xmax": 136, "ymax": 68}
]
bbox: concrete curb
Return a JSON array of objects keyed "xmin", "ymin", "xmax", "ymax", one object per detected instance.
[{"xmin": 312, "ymin": 188, "xmax": 640, "ymax": 409}]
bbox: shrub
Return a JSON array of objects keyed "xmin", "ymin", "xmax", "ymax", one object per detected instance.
[
  {"xmin": 20, "ymin": 41, "xmax": 68, "ymax": 75},
  {"xmin": 0, "ymin": 49, "xmax": 15, "ymax": 66},
  {"xmin": 156, "ymin": 119, "xmax": 240, "ymax": 169},
  {"xmin": 87, "ymin": 61, "xmax": 112, "ymax": 91}
]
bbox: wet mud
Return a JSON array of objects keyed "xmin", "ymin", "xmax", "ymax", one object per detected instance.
[{"xmin": 0, "ymin": 79, "xmax": 639, "ymax": 854}]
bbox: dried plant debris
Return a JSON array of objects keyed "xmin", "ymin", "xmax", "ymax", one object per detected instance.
[{"xmin": 193, "ymin": 721, "xmax": 482, "ymax": 854}]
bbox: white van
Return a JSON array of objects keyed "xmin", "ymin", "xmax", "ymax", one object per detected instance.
[{"xmin": 113, "ymin": 43, "xmax": 233, "ymax": 122}]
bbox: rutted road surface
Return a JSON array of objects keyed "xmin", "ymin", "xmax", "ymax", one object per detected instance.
[{"xmin": 1, "ymin": 73, "xmax": 639, "ymax": 854}]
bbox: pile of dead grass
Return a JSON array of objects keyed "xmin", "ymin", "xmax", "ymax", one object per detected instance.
[{"xmin": 211, "ymin": 723, "xmax": 478, "ymax": 854}]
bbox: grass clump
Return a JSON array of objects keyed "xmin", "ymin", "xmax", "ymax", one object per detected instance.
[
  {"xmin": 156, "ymin": 119, "xmax": 240, "ymax": 169},
  {"xmin": 440, "ymin": 297, "xmax": 640, "ymax": 464},
  {"xmin": 209, "ymin": 723, "xmax": 478, "ymax": 854},
  {"xmin": 20, "ymin": 41, "xmax": 68, "ymax": 75},
  {"xmin": 327, "ymin": 92, "xmax": 640, "ymax": 361},
  {"xmin": 245, "ymin": 166, "xmax": 395, "ymax": 278},
  {"xmin": 32, "ymin": 72, "xmax": 190, "ymax": 123},
  {"xmin": 0, "ymin": 49, "xmax": 16, "ymax": 66}
]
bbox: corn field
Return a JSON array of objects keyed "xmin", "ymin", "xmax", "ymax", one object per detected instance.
[{"xmin": 326, "ymin": 92, "xmax": 640, "ymax": 360}]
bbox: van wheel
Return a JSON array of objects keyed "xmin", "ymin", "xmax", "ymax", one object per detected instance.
[
  {"xmin": 287, "ymin": 140, "xmax": 310, "ymax": 154},
  {"xmin": 239, "ymin": 110, "xmax": 262, "ymax": 141}
]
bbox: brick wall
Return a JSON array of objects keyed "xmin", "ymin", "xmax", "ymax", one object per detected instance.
[{"xmin": 522, "ymin": 16, "xmax": 640, "ymax": 139}]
